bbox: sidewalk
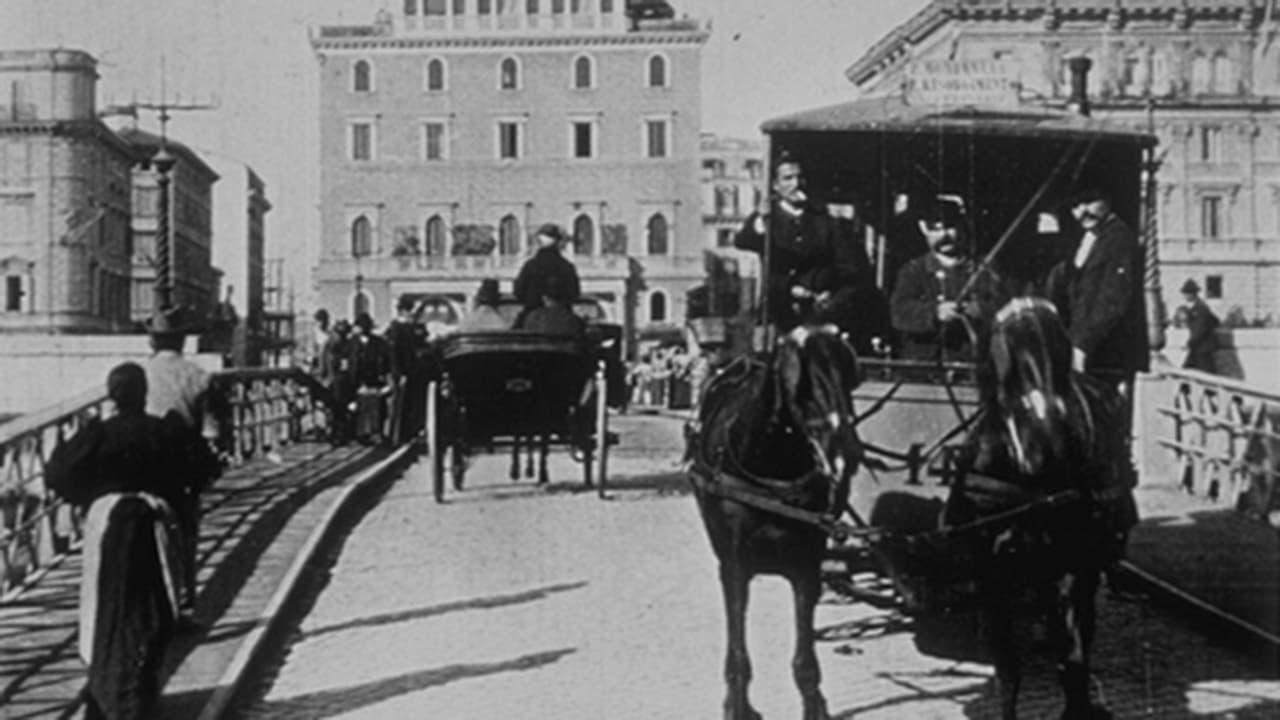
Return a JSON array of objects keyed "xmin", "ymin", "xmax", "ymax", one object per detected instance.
[{"xmin": 0, "ymin": 440, "xmax": 409, "ymax": 719}]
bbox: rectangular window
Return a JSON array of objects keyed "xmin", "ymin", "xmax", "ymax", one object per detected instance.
[
  {"xmin": 478, "ymin": 0, "xmax": 492, "ymax": 13},
  {"xmin": 1205, "ymin": 275, "xmax": 1223, "ymax": 299},
  {"xmin": 425, "ymin": 0, "xmax": 446, "ymax": 14},
  {"xmin": 1199, "ymin": 126, "xmax": 1220, "ymax": 161},
  {"xmin": 423, "ymin": 122, "xmax": 447, "ymax": 160},
  {"xmin": 5, "ymin": 276, "xmax": 21, "ymax": 312},
  {"xmin": 405, "ymin": 0, "xmax": 418, "ymax": 15},
  {"xmin": 498, "ymin": 121, "xmax": 521, "ymax": 159},
  {"xmin": 717, "ymin": 229, "xmax": 735, "ymax": 248},
  {"xmin": 552, "ymin": 0, "xmax": 565, "ymax": 12},
  {"xmin": 454, "ymin": 0, "xmax": 466, "ymax": 13},
  {"xmin": 572, "ymin": 121, "xmax": 594, "ymax": 158},
  {"xmin": 601, "ymin": 0, "xmax": 613, "ymax": 11},
  {"xmin": 527, "ymin": 0, "xmax": 539, "ymax": 11},
  {"xmin": 1200, "ymin": 195, "xmax": 1222, "ymax": 238},
  {"xmin": 351, "ymin": 122, "xmax": 373, "ymax": 161},
  {"xmin": 645, "ymin": 119, "xmax": 668, "ymax": 158}
]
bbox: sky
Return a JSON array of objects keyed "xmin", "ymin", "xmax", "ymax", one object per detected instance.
[{"xmin": 1, "ymin": 0, "xmax": 920, "ymax": 305}]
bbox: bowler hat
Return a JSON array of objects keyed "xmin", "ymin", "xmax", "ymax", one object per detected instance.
[
  {"xmin": 536, "ymin": 223, "xmax": 566, "ymax": 247},
  {"xmin": 1071, "ymin": 186, "xmax": 1110, "ymax": 206},
  {"xmin": 354, "ymin": 312, "xmax": 375, "ymax": 331},
  {"xmin": 1181, "ymin": 279, "xmax": 1201, "ymax": 295},
  {"xmin": 918, "ymin": 195, "xmax": 965, "ymax": 227}
]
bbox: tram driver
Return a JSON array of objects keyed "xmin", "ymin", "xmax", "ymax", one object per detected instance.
[{"xmin": 889, "ymin": 195, "xmax": 1005, "ymax": 363}]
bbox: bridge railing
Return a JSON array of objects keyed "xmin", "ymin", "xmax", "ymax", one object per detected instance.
[
  {"xmin": 0, "ymin": 367, "xmax": 340, "ymax": 601},
  {"xmin": 1136, "ymin": 365, "xmax": 1280, "ymax": 515}
]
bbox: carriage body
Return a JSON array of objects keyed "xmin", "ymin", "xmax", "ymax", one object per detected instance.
[
  {"xmin": 757, "ymin": 96, "xmax": 1158, "ymax": 613},
  {"xmin": 425, "ymin": 327, "xmax": 615, "ymax": 502}
]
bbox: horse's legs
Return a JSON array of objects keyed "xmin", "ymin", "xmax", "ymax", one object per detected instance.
[
  {"xmin": 537, "ymin": 432, "xmax": 550, "ymax": 485},
  {"xmin": 1053, "ymin": 569, "xmax": 1109, "ymax": 720},
  {"xmin": 509, "ymin": 437, "xmax": 521, "ymax": 480},
  {"xmin": 719, "ymin": 563, "xmax": 761, "ymax": 720},
  {"xmin": 788, "ymin": 567, "xmax": 830, "ymax": 720},
  {"xmin": 525, "ymin": 434, "xmax": 536, "ymax": 478},
  {"xmin": 984, "ymin": 578, "xmax": 1022, "ymax": 720}
]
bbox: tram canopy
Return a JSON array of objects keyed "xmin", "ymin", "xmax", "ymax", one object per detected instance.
[{"xmin": 758, "ymin": 95, "xmax": 1159, "ymax": 292}]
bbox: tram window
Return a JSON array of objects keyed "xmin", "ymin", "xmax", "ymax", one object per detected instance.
[{"xmin": 1205, "ymin": 275, "xmax": 1223, "ymax": 299}]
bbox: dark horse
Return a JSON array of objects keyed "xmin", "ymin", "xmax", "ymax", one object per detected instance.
[
  {"xmin": 945, "ymin": 298, "xmax": 1137, "ymax": 720},
  {"xmin": 689, "ymin": 326, "xmax": 862, "ymax": 720}
]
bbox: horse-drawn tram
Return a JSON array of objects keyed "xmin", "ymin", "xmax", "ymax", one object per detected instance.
[
  {"xmin": 689, "ymin": 85, "xmax": 1161, "ymax": 719},
  {"xmin": 425, "ymin": 320, "xmax": 623, "ymax": 503}
]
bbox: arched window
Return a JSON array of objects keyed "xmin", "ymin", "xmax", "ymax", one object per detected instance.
[
  {"xmin": 426, "ymin": 58, "xmax": 446, "ymax": 91},
  {"xmin": 500, "ymin": 56, "xmax": 520, "ymax": 90},
  {"xmin": 425, "ymin": 215, "xmax": 447, "ymax": 257},
  {"xmin": 1191, "ymin": 54, "xmax": 1212, "ymax": 94},
  {"xmin": 647, "ymin": 54, "xmax": 667, "ymax": 88},
  {"xmin": 646, "ymin": 213, "xmax": 668, "ymax": 255},
  {"xmin": 353, "ymin": 59, "xmax": 373, "ymax": 92},
  {"xmin": 499, "ymin": 214, "xmax": 521, "ymax": 255},
  {"xmin": 350, "ymin": 216, "xmax": 373, "ymax": 257},
  {"xmin": 573, "ymin": 55, "xmax": 593, "ymax": 89},
  {"xmin": 352, "ymin": 291, "xmax": 371, "ymax": 318},
  {"xmin": 573, "ymin": 214, "xmax": 594, "ymax": 255},
  {"xmin": 649, "ymin": 291, "xmax": 667, "ymax": 323},
  {"xmin": 1211, "ymin": 53, "xmax": 1235, "ymax": 95}
]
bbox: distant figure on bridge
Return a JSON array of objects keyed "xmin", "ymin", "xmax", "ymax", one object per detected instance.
[
  {"xmin": 143, "ymin": 305, "xmax": 222, "ymax": 630},
  {"xmin": 459, "ymin": 278, "xmax": 511, "ymax": 332},
  {"xmin": 1175, "ymin": 278, "xmax": 1219, "ymax": 374},
  {"xmin": 46, "ymin": 362, "xmax": 220, "ymax": 720},
  {"xmin": 514, "ymin": 223, "xmax": 581, "ymax": 319},
  {"xmin": 890, "ymin": 195, "xmax": 1005, "ymax": 363},
  {"xmin": 385, "ymin": 295, "xmax": 430, "ymax": 445}
]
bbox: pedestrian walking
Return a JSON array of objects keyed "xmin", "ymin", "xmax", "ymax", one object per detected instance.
[
  {"xmin": 349, "ymin": 311, "xmax": 392, "ymax": 445},
  {"xmin": 1175, "ymin": 279, "xmax": 1220, "ymax": 374},
  {"xmin": 385, "ymin": 295, "xmax": 430, "ymax": 445}
]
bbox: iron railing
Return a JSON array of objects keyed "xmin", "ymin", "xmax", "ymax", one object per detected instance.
[
  {"xmin": 0, "ymin": 367, "xmax": 339, "ymax": 601},
  {"xmin": 1139, "ymin": 366, "xmax": 1280, "ymax": 512}
]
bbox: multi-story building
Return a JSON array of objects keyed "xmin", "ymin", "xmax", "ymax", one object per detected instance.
[
  {"xmin": 119, "ymin": 127, "xmax": 220, "ymax": 327},
  {"xmin": 208, "ymin": 157, "xmax": 271, "ymax": 365},
  {"xmin": 697, "ymin": 132, "xmax": 762, "ymax": 321},
  {"xmin": 310, "ymin": 0, "xmax": 708, "ymax": 350},
  {"xmin": 845, "ymin": 0, "xmax": 1280, "ymax": 325},
  {"xmin": 0, "ymin": 49, "xmax": 134, "ymax": 333}
]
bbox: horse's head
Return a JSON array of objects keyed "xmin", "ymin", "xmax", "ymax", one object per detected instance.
[
  {"xmin": 772, "ymin": 325, "xmax": 863, "ymax": 487},
  {"xmin": 987, "ymin": 298, "xmax": 1074, "ymax": 477}
]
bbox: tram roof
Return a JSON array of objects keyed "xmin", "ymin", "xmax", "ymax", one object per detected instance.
[{"xmin": 760, "ymin": 95, "xmax": 1157, "ymax": 146}]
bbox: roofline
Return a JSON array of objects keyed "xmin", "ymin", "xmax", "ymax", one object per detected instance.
[
  {"xmin": 311, "ymin": 29, "xmax": 708, "ymax": 53},
  {"xmin": 844, "ymin": 1, "xmax": 1266, "ymax": 89},
  {"xmin": 118, "ymin": 129, "xmax": 220, "ymax": 182}
]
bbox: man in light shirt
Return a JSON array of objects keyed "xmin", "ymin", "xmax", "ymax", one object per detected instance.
[
  {"xmin": 143, "ymin": 305, "xmax": 219, "ymax": 630},
  {"xmin": 1046, "ymin": 187, "xmax": 1148, "ymax": 384}
]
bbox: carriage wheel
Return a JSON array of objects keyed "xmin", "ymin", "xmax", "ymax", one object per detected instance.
[
  {"xmin": 426, "ymin": 380, "xmax": 445, "ymax": 503},
  {"xmin": 594, "ymin": 362, "xmax": 609, "ymax": 498}
]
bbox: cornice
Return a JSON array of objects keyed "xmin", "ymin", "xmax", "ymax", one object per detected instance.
[
  {"xmin": 846, "ymin": 1, "xmax": 1264, "ymax": 88},
  {"xmin": 311, "ymin": 30, "xmax": 709, "ymax": 53},
  {"xmin": 0, "ymin": 119, "xmax": 134, "ymax": 158}
]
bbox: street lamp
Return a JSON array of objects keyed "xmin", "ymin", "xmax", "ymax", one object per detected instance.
[{"xmin": 152, "ymin": 146, "xmax": 177, "ymax": 313}]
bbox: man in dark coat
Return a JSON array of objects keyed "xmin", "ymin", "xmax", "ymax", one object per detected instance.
[
  {"xmin": 733, "ymin": 153, "xmax": 872, "ymax": 333},
  {"xmin": 1045, "ymin": 187, "xmax": 1149, "ymax": 385},
  {"xmin": 1175, "ymin": 278, "xmax": 1219, "ymax": 374},
  {"xmin": 514, "ymin": 223, "xmax": 581, "ymax": 314},
  {"xmin": 385, "ymin": 295, "xmax": 430, "ymax": 444},
  {"xmin": 890, "ymin": 196, "xmax": 1006, "ymax": 363},
  {"xmin": 349, "ymin": 312, "xmax": 392, "ymax": 444}
]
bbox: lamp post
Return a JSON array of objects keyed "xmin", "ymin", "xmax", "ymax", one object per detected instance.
[{"xmin": 152, "ymin": 146, "xmax": 177, "ymax": 312}]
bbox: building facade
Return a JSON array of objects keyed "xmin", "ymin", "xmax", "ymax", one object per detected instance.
[
  {"xmin": 310, "ymin": 0, "xmax": 707, "ymax": 349},
  {"xmin": 119, "ymin": 127, "xmax": 220, "ymax": 327},
  {"xmin": 0, "ymin": 49, "xmax": 134, "ymax": 333},
  {"xmin": 846, "ymin": 0, "xmax": 1280, "ymax": 326},
  {"xmin": 208, "ymin": 157, "xmax": 271, "ymax": 365}
]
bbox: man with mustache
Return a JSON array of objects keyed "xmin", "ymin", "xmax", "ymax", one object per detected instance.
[
  {"xmin": 734, "ymin": 153, "xmax": 872, "ymax": 334},
  {"xmin": 890, "ymin": 195, "xmax": 1005, "ymax": 363},
  {"xmin": 1045, "ymin": 186, "xmax": 1148, "ymax": 385}
]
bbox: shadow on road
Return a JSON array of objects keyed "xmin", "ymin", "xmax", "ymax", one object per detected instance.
[{"xmin": 200, "ymin": 648, "xmax": 576, "ymax": 719}]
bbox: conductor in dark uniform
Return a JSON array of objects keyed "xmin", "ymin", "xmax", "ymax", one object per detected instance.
[
  {"xmin": 514, "ymin": 223, "xmax": 581, "ymax": 316},
  {"xmin": 734, "ymin": 153, "xmax": 875, "ymax": 335},
  {"xmin": 1045, "ymin": 187, "xmax": 1149, "ymax": 385}
]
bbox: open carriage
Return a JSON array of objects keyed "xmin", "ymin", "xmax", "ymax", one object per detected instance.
[{"xmin": 425, "ymin": 301, "xmax": 625, "ymax": 503}]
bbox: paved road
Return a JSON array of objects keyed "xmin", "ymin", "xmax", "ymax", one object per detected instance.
[{"xmin": 233, "ymin": 413, "xmax": 1280, "ymax": 719}]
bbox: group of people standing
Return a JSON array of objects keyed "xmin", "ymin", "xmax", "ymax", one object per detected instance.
[{"xmin": 736, "ymin": 154, "xmax": 1152, "ymax": 390}]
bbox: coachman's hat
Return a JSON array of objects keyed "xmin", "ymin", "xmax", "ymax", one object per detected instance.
[
  {"xmin": 536, "ymin": 223, "xmax": 566, "ymax": 247},
  {"xmin": 1181, "ymin": 279, "xmax": 1201, "ymax": 295}
]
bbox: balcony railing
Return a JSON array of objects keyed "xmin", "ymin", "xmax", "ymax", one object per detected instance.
[{"xmin": 0, "ymin": 367, "xmax": 340, "ymax": 601}]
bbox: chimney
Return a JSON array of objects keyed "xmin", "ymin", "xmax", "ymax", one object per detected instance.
[{"xmin": 1066, "ymin": 56, "xmax": 1092, "ymax": 117}]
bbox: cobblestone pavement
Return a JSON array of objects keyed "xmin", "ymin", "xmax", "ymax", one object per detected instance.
[{"xmin": 236, "ymin": 413, "xmax": 1280, "ymax": 720}]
